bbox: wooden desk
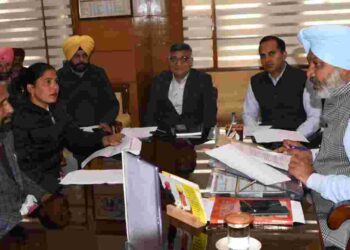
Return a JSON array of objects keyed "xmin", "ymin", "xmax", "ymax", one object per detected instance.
[
  {"xmin": 164, "ymin": 140, "xmax": 323, "ymax": 250},
  {"xmin": 1, "ymin": 138, "xmax": 322, "ymax": 250}
]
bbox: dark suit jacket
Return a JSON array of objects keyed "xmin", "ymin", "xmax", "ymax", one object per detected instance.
[
  {"xmin": 57, "ymin": 64, "xmax": 119, "ymax": 127},
  {"xmin": 144, "ymin": 69, "xmax": 217, "ymax": 132},
  {"xmin": 0, "ymin": 129, "xmax": 47, "ymax": 239}
]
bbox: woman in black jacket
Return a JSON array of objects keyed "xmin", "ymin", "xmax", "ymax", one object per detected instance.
[{"xmin": 12, "ymin": 63, "xmax": 123, "ymax": 193}]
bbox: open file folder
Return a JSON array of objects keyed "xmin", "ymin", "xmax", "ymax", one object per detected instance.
[
  {"xmin": 206, "ymin": 144, "xmax": 304, "ymax": 200},
  {"xmin": 122, "ymin": 152, "xmax": 163, "ymax": 250}
]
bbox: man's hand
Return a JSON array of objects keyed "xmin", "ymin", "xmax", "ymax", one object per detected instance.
[
  {"xmin": 275, "ymin": 139, "xmax": 304, "ymax": 153},
  {"xmin": 99, "ymin": 123, "xmax": 114, "ymax": 134},
  {"xmin": 99, "ymin": 122, "xmax": 123, "ymax": 135},
  {"xmin": 288, "ymin": 152, "xmax": 314, "ymax": 184},
  {"xmin": 102, "ymin": 133, "xmax": 124, "ymax": 146}
]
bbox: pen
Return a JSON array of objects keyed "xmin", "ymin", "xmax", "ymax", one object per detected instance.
[
  {"xmin": 289, "ymin": 145, "xmax": 308, "ymax": 151},
  {"xmin": 226, "ymin": 123, "xmax": 233, "ymax": 137}
]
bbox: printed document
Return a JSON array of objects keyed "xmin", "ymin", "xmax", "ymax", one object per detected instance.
[
  {"xmin": 206, "ymin": 144, "xmax": 290, "ymax": 185},
  {"xmin": 81, "ymin": 136, "xmax": 142, "ymax": 168},
  {"xmin": 253, "ymin": 129, "xmax": 308, "ymax": 143},
  {"xmin": 243, "ymin": 125, "xmax": 271, "ymax": 137},
  {"xmin": 60, "ymin": 169, "xmax": 123, "ymax": 185},
  {"xmin": 121, "ymin": 127, "xmax": 157, "ymax": 138},
  {"xmin": 232, "ymin": 142, "xmax": 291, "ymax": 171}
]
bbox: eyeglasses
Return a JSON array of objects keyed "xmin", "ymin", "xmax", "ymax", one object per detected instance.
[{"xmin": 169, "ymin": 56, "xmax": 192, "ymax": 64}]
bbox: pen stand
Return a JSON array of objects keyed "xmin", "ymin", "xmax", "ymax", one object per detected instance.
[{"xmin": 166, "ymin": 204, "xmax": 206, "ymax": 229}]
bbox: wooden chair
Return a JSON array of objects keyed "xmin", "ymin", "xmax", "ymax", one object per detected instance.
[
  {"xmin": 113, "ymin": 83, "xmax": 131, "ymax": 127},
  {"xmin": 327, "ymin": 200, "xmax": 350, "ymax": 250}
]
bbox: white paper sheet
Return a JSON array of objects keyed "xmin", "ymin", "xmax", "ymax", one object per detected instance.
[
  {"xmin": 232, "ymin": 142, "xmax": 291, "ymax": 171},
  {"xmin": 243, "ymin": 125, "xmax": 272, "ymax": 137},
  {"xmin": 176, "ymin": 132, "xmax": 202, "ymax": 139},
  {"xmin": 121, "ymin": 127, "xmax": 157, "ymax": 138},
  {"xmin": 206, "ymin": 144, "xmax": 290, "ymax": 185},
  {"xmin": 291, "ymin": 200, "xmax": 305, "ymax": 224},
  {"xmin": 253, "ymin": 129, "xmax": 309, "ymax": 143},
  {"xmin": 60, "ymin": 169, "xmax": 123, "ymax": 185},
  {"xmin": 80, "ymin": 125, "xmax": 99, "ymax": 132},
  {"xmin": 81, "ymin": 136, "xmax": 142, "ymax": 168}
]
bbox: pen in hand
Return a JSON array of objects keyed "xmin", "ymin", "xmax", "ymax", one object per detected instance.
[{"xmin": 288, "ymin": 145, "xmax": 308, "ymax": 151}]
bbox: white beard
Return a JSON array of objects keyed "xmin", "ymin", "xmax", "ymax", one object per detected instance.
[{"xmin": 312, "ymin": 69, "xmax": 348, "ymax": 99}]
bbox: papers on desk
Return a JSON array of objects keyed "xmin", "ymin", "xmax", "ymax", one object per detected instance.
[
  {"xmin": 206, "ymin": 144, "xmax": 290, "ymax": 185},
  {"xmin": 176, "ymin": 131, "xmax": 202, "ymax": 139},
  {"xmin": 243, "ymin": 125, "xmax": 271, "ymax": 137},
  {"xmin": 81, "ymin": 136, "xmax": 142, "ymax": 168},
  {"xmin": 233, "ymin": 142, "xmax": 291, "ymax": 171},
  {"xmin": 291, "ymin": 200, "xmax": 305, "ymax": 224},
  {"xmin": 121, "ymin": 126, "xmax": 157, "ymax": 138},
  {"xmin": 253, "ymin": 129, "xmax": 308, "ymax": 143},
  {"xmin": 60, "ymin": 169, "xmax": 123, "ymax": 185}
]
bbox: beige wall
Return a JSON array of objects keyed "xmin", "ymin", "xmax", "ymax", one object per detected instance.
[{"xmin": 208, "ymin": 70, "xmax": 261, "ymax": 125}]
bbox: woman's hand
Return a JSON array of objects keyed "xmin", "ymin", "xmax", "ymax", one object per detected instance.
[{"xmin": 102, "ymin": 133, "xmax": 125, "ymax": 146}]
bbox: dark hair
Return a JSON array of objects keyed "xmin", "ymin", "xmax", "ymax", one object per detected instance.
[
  {"xmin": 7, "ymin": 63, "xmax": 56, "ymax": 105},
  {"xmin": 259, "ymin": 36, "xmax": 286, "ymax": 52},
  {"xmin": 21, "ymin": 63, "xmax": 55, "ymax": 96},
  {"xmin": 170, "ymin": 43, "xmax": 192, "ymax": 53},
  {"xmin": 13, "ymin": 48, "xmax": 25, "ymax": 59}
]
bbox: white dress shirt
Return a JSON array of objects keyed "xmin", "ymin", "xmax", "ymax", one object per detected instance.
[
  {"xmin": 168, "ymin": 73, "xmax": 189, "ymax": 115},
  {"xmin": 307, "ymin": 115, "xmax": 350, "ymax": 204},
  {"xmin": 243, "ymin": 65, "xmax": 322, "ymax": 137}
]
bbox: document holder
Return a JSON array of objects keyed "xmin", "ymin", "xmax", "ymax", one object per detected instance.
[
  {"xmin": 166, "ymin": 204, "xmax": 206, "ymax": 229},
  {"xmin": 207, "ymin": 161, "xmax": 304, "ymax": 200},
  {"xmin": 123, "ymin": 152, "xmax": 163, "ymax": 250}
]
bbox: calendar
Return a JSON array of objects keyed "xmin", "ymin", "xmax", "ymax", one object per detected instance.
[{"xmin": 79, "ymin": 0, "xmax": 132, "ymax": 18}]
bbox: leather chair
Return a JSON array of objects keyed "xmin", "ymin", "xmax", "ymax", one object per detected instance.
[{"xmin": 327, "ymin": 201, "xmax": 350, "ymax": 249}]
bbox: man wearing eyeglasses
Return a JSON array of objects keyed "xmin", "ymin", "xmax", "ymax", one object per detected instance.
[{"xmin": 144, "ymin": 43, "xmax": 217, "ymax": 138}]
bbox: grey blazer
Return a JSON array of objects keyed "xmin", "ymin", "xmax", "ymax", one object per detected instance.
[{"xmin": 0, "ymin": 129, "xmax": 47, "ymax": 239}]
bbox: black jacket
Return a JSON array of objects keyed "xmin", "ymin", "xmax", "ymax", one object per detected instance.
[
  {"xmin": 144, "ymin": 69, "xmax": 217, "ymax": 131},
  {"xmin": 12, "ymin": 101, "xmax": 104, "ymax": 193},
  {"xmin": 57, "ymin": 64, "xmax": 119, "ymax": 127},
  {"xmin": 251, "ymin": 64, "xmax": 307, "ymax": 130}
]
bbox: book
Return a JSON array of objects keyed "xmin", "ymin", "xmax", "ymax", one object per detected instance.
[
  {"xmin": 210, "ymin": 197, "xmax": 293, "ymax": 226},
  {"xmin": 159, "ymin": 171, "xmax": 207, "ymax": 224}
]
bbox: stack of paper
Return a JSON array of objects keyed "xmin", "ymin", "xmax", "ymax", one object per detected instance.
[
  {"xmin": 206, "ymin": 144, "xmax": 290, "ymax": 185},
  {"xmin": 121, "ymin": 127, "xmax": 157, "ymax": 138},
  {"xmin": 253, "ymin": 129, "xmax": 308, "ymax": 143},
  {"xmin": 232, "ymin": 142, "xmax": 291, "ymax": 171},
  {"xmin": 60, "ymin": 169, "xmax": 123, "ymax": 185}
]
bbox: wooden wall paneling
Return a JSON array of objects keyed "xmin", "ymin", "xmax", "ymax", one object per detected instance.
[
  {"xmin": 133, "ymin": 17, "xmax": 153, "ymax": 124},
  {"xmin": 77, "ymin": 19, "xmax": 134, "ymax": 51},
  {"xmin": 151, "ymin": 16, "xmax": 171, "ymax": 75},
  {"xmin": 90, "ymin": 51, "xmax": 136, "ymax": 83},
  {"xmin": 168, "ymin": 0, "xmax": 183, "ymax": 43}
]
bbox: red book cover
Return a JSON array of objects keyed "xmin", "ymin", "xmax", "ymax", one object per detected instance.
[{"xmin": 210, "ymin": 197, "xmax": 293, "ymax": 226}]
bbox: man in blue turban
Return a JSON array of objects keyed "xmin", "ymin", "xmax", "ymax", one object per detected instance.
[{"xmin": 283, "ymin": 24, "xmax": 350, "ymax": 249}]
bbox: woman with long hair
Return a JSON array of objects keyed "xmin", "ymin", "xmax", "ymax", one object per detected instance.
[{"xmin": 11, "ymin": 63, "xmax": 123, "ymax": 194}]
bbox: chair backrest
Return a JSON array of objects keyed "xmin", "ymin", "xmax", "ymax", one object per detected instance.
[{"xmin": 113, "ymin": 83, "xmax": 129, "ymax": 114}]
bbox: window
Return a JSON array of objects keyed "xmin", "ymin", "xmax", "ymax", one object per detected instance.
[
  {"xmin": 0, "ymin": 0, "xmax": 73, "ymax": 69},
  {"xmin": 183, "ymin": 0, "xmax": 350, "ymax": 69}
]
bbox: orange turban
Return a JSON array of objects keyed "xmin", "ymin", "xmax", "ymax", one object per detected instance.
[
  {"xmin": 62, "ymin": 35, "xmax": 95, "ymax": 60},
  {"xmin": 0, "ymin": 48, "xmax": 14, "ymax": 63}
]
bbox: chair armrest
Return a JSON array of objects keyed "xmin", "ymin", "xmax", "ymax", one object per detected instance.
[{"xmin": 327, "ymin": 200, "xmax": 350, "ymax": 230}]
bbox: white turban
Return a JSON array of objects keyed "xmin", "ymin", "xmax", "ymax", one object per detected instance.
[{"xmin": 298, "ymin": 24, "xmax": 350, "ymax": 70}]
